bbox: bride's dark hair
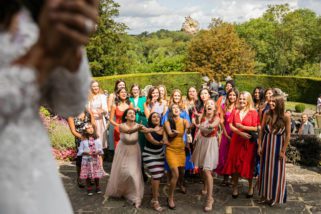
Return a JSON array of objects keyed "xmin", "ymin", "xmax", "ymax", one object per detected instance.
[{"xmin": 0, "ymin": 0, "xmax": 21, "ymax": 30}]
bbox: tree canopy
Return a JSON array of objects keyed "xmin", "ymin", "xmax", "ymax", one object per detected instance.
[
  {"xmin": 186, "ymin": 21, "xmax": 255, "ymax": 81},
  {"xmin": 86, "ymin": 2, "xmax": 321, "ymax": 78}
]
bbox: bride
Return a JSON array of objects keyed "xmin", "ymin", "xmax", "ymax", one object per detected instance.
[{"xmin": 0, "ymin": 0, "xmax": 98, "ymax": 213}]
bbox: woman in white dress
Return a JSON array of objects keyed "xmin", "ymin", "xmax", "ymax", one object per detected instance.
[
  {"xmin": 87, "ymin": 80, "xmax": 108, "ymax": 148},
  {"xmin": 0, "ymin": 0, "xmax": 97, "ymax": 213},
  {"xmin": 192, "ymin": 99, "xmax": 220, "ymax": 212}
]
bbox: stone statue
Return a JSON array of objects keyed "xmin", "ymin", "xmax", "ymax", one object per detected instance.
[{"xmin": 181, "ymin": 16, "xmax": 200, "ymax": 35}]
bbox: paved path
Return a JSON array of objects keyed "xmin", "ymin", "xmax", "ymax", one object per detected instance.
[{"xmin": 58, "ymin": 162, "xmax": 321, "ymax": 214}]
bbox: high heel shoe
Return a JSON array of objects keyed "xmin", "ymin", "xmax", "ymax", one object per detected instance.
[
  {"xmin": 257, "ymin": 199, "xmax": 268, "ymax": 204},
  {"xmin": 167, "ymin": 198, "xmax": 176, "ymax": 210},
  {"xmin": 232, "ymin": 186, "xmax": 239, "ymax": 199},
  {"xmin": 246, "ymin": 188, "xmax": 254, "ymax": 198},
  {"xmin": 269, "ymin": 200, "xmax": 276, "ymax": 207},
  {"xmin": 232, "ymin": 193, "xmax": 239, "ymax": 199},
  {"xmin": 204, "ymin": 197, "xmax": 214, "ymax": 212}
]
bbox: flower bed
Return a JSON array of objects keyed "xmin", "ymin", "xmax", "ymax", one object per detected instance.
[{"xmin": 40, "ymin": 107, "xmax": 76, "ymax": 161}]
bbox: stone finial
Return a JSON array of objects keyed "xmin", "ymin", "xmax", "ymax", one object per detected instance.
[{"xmin": 181, "ymin": 16, "xmax": 200, "ymax": 35}]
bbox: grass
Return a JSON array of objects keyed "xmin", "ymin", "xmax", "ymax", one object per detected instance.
[{"xmin": 285, "ymin": 101, "xmax": 316, "ymax": 112}]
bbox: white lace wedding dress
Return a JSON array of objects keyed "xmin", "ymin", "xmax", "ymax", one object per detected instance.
[{"xmin": 0, "ymin": 9, "xmax": 91, "ymax": 214}]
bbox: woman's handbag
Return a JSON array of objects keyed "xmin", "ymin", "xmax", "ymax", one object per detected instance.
[{"xmin": 248, "ymin": 130, "xmax": 258, "ymax": 143}]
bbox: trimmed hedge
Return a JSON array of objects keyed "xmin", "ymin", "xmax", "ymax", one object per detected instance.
[
  {"xmin": 94, "ymin": 72, "xmax": 321, "ymax": 105},
  {"xmin": 94, "ymin": 72, "xmax": 203, "ymax": 94},
  {"xmin": 234, "ymin": 74, "xmax": 321, "ymax": 104}
]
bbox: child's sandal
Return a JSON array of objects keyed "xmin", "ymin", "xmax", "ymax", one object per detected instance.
[{"xmin": 151, "ymin": 200, "xmax": 163, "ymax": 212}]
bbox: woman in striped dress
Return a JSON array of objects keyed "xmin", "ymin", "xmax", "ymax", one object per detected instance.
[
  {"xmin": 258, "ymin": 95, "xmax": 291, "ymax": 206},
  {"xmin": 143, "ymin": 112, "xmax": 168, "ymax": 212}
]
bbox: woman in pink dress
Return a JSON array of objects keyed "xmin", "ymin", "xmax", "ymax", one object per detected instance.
[
  {"xmin": 110, "ymin": 87, "xmax": 132, "ymax": 150},
  {"xmin": 105, "ymin": 108, "xmax": 155, "ymax": 208},
  {"xmin": 215, "ymin": 88, "xmax": 238, "ymax": 186}
]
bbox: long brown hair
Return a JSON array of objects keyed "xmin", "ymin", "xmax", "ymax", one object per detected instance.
[
  {"xmin": 266, "ymin": 95, "xmax": 286, "ymax": 132},
  {"xmin": 169, "ymin": 89, "xmax": 185, "ymax": 110},
  {"xmin": 115, "ymin": 87, "xmax": 130, "ymax": 106},
  {"xmin": 146, "ymin": 87, "xmax": 161, "ymax": 105},
  {"xmin": 201, "ymin": 99, "xmax": 217, "ymax": 123},
  {"xmin": 224, "ymin": 88, "xmax": 239, "ymax": 112}
]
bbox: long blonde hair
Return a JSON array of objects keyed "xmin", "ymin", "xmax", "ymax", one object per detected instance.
[
  {"xmin": 238, "ymin": 91, "xmax": 254, "ymax": 111},
  {"xmin": 88, "ymin": 80, "xmax": 103, "ymax": 102}
]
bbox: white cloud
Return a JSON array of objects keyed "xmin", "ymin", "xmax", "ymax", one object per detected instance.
[{"xmin": 114, "ymin": 0, "xmax": 321, "ymax": 34}]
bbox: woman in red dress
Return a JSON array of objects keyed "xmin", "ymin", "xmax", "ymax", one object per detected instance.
[
  {"xmin": 110, "ymin": 88, "xmax": 132, "ymax": 150},
  {"xmin": 222, "ymin": 91, "xmax": 260, "ymax": 198}
]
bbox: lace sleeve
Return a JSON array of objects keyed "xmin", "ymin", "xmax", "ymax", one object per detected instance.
[
  {"xmin": 0, "ymin": 66, "xmax": 38, "ymax": 128},
  {"xmin": 41, "ymin": 50, "xmax": 92, "ymax": 118}
]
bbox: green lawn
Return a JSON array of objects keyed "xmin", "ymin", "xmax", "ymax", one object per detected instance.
[{"xmin": 285, "ymin": 101, "xmax": 316, "ymax": 112}]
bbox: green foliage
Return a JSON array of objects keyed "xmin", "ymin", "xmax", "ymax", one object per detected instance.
[
  {"xmin": 127, "ymin": 30, "xmax": 192, "ymax": 73},
  {"xmin": 289, "ymin": 135, "xmax": 321, "ymax": 166},
  {"xmin": 236, "ymin": 4, "xmax": 321, "ymax": 76},
  {"xmin": 295, "ymin": 104, "xmax": 306, "ymax": 113},
  {"xmin": 86, "ymin": 0, "xmax": 130, "ymax": 76},
  {"xmin": 186, "ymin": 21, "xmax": 255, "ymax": 81},
  {"xmin": 49, "ymin": 120, "xmax": 74, "ymax": 150},
  {"xmin": 39, "ymin": 106, "xmax": 51, "ymax": 117},
  {"xmin": 234, "ymin": 74, "xmax": 321, "ymax": 104},
  {"xmin": 94, "ymin": 72, "xmax": 202, "ymax": 94}
]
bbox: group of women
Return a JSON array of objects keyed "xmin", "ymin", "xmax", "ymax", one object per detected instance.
[{"xmin": 68, "ymin": 79, "xmax": 291, "ymax": 212}]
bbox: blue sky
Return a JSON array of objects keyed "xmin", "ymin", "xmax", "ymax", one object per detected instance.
[{"xmin": 114, "ymin": 0, "xmax": 321, "ymax": 34}]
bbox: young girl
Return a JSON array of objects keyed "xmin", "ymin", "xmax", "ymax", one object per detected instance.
[
  {"xmin": 164, "ymin": 104, "xmax": 190, "ymax": 209},
  {"xmin": 78, "ymin": 123, "xmax": 105, "ymax": 196},
  {"xmin": 192, "ymin": 99, "xmax": 220, "ymax": 212}
]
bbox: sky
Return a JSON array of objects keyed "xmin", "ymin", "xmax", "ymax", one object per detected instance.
[{"xmin": 114, "ymin": 0, "xmax": 321, "ymax": 34}]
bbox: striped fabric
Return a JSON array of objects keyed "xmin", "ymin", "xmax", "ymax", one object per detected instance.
[
  {"xmin": 258, "ymin": 125, "xmax": 287, "ymax": 204},
  {"xmin": 142, "ymin": 147, "xmax": 165, "ymax": 180}
]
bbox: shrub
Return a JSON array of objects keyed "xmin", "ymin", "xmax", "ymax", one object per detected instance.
[
  {"xmin": 288, "ymin": 135, "xmax": 321, "ymax": 166},
  {"xmin": 94, "ymin": 72, "xmax": 203, "ymax": 94},
  {"xmin": 40, "ymin": 109, "xmax": 76, "ymax": 160},
  {"xmin": 234, "ymin": 74, "xmax": 321, "ymax": 104},
  {"xmin": 49, "ymin": 118, "xmax": 74, "ymax": 150},
  {"xmin": 295, "ymin": 104, "xmax": 306, "ymax": 113}
]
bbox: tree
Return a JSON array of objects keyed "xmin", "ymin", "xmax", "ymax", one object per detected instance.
[
  {"xmin": 186, "ymin": 22, "xmax": 255, "ymax": 81},
  {"xmin": 86, "ymin": 0, "xmax": 130, "ymax": 76},
  {"xmin": 236, "ymin": 4, "xmax": 321, "ymax": 76}
]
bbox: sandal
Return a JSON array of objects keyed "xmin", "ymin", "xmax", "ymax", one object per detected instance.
[
  {"xmin": 257, "ymin": 198, "xmax": 268, "ymax": 204},
  {"xmin": 178, "ymin": 185, "xmax": 187, "ymax": 194},
  {"xmin": 220, "ymin": 180, "xmax": 228, "ymax": 187},
  {"xmin": 77, "ymin": 178, "xmax": 85, "ymax": 188},
  {"xmin": 151, "ymin": 200, "xmax": 163, "ymax": 212},
  {"xmin": 201, "ymin": 190, "xmax": 207, "ymax": 196},
  {"xmin": 204, "ymin": 197, "xmax": 214, "ymax": 212},
  {"xmin": 167, "ymin": 198, "xmax": 176, "ymax": 210}
]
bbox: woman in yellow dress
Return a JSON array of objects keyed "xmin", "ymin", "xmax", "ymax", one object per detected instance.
[{"xmin": 164, "ymin": 104, "xmax": 190, "ymax": 209}]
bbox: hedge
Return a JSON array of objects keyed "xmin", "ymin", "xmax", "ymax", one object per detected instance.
[
  {"xmin": 94, "ymin": 72, "xmax": 203, "ymax": 94},
  {"xmin": 94, "ymin": 72, "xmax": 321, "ymax": 104},
  {"xmin": 234, "ymin": 74, "xmax": 321, "ymax": 104}
]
